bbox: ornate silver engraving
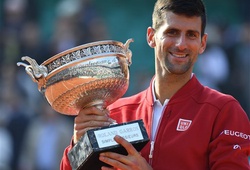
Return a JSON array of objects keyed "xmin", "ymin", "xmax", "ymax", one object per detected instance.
[{"xmin": 46, "ymin": 44, "xmax": 125, "ymax": 73}]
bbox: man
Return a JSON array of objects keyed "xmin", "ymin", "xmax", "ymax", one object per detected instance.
[{"xmin": 60, "ymin": 0, "xmax": 250, "ymax": 169}]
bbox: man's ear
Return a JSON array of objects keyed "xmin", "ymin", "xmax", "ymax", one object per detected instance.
[
  {"xmin": 199, "ymin": 33, "xmax": 208, "ymax": 54},
  {"xmin": 147, "ymin": 27, "xmax": 156, "ymax": 48}
]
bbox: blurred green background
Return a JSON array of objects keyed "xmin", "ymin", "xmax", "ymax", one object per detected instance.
[{"xmin": 0, "ymin": 0, "xmax": 249, "ymax": 169}]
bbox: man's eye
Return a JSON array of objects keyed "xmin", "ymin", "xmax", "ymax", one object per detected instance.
[
  {"xmin": 167, "ymin": 30, "xmax": 178, "ymax": 36},
  {"xmin": 187, "ymin": 33, "xmax": 198, "ymax": 39}
]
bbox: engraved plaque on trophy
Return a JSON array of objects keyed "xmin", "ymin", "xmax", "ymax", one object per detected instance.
[
  {"xmin": 68, "ymin": 119, "xmax": 149, "ymax": 170},
  {"xmin": 17, "ymin": 39, "xmax": 149, "ymax": 170}
]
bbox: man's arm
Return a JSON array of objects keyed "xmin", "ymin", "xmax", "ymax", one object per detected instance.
[
  {"xmin": 60, "ymin": 106, "xmax": 114, "ymax": 170},
  {"xmin": 209, "ymin": 100, "xmax": 250, "ymax": 169},
  {"xmin": 60, "ymin": 144, "xmax": 74, "ymax": 170}
]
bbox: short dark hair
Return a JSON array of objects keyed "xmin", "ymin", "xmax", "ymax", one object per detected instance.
[{"xmin": 152, "ymin": 0, "xmax": 206, "ymax": 36}]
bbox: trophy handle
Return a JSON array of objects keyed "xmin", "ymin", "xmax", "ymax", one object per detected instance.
[
  {"xmin": 17, "ymin": 56, "xmax": 48, "ymax": 90},
  {"xmin": 124, "ymin": 38, "xmax": 134, "ymax": 66}
]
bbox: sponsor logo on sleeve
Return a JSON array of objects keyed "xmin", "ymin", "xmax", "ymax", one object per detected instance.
[
  {"xmin": 233, "ymin": 144, "xmax": 241, "ymax": 150},
  {"xmin": 220, "ymin": 130, "xmax": 250, "ymax": 140}
]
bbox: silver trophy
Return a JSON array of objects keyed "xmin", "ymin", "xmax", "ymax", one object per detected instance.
[{"xmin": 17, "ymin": 39, "xmax": 149, "ymax": 170}]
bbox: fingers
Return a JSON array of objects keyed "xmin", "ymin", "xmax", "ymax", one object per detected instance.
[
  {"xmin": 74, "ymin": 126, "xmax": 101, "ymax": 144},
  {"xmin": 73, "ymin": 106, "xmax": 115, "ymax": 144},
  {"xmin": 100, "ymin": 149, "xmax": 152, "ymax": 170},
  {"xmin": 99, "ymin": 135, "xmax": 153, "ymax": 170},
  {"xmin": 100, "ymin": 152, "xmax": 129, "ymax": 170},
  {"xmin": 78, "ymin": 106, "xmax": 109, "ymax": 117},
  {"xmin": 113, "ymin": 135, "xmax": 138, "ymax": 155},
  {"xmin": 99, "ymin": 136, "xmax": 140, "ymax": 169},
  {"xmin": 101, "ymin": 167, "xmax": 115, "ymax": 170},
  {"xmin": 75, "ymin": 106, "xmax": 115, "ymax": 127}
]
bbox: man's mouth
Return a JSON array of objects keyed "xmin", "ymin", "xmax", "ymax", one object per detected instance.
[{"xmin": 170, "ymin": 52, "xmax": 188, "ymax": 58}]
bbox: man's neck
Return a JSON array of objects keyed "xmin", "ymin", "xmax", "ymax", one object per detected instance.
[{"xmin": 154, "ymin": 73, "xmax": 192, "ymax": 104}]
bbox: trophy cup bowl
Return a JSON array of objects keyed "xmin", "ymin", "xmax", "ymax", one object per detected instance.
[
  {"xmin": 17, "ymin": 39, "xmax": 134, "ymax": 115},
  {"xmin": 17, "ymin": 38, "xmax": 149, "ymax": 170}
]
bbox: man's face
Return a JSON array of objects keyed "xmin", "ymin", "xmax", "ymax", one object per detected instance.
[{"xmin": 148, "ymin": 11, "xmax": 207, "ymax": 76}]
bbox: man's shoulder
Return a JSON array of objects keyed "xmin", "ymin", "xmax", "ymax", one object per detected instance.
[
  {"xmin": 108, "ymin": 89, "xmax": 147, "ymax": 110},
  {"xmin": 197, "ymin": 86, "xmax": 239, "ymax": 108}
]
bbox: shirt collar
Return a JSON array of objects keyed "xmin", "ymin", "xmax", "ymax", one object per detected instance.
[
  {"xmin": 151, "ymin": 78, "xmax": 157, "ymax": 103},
  {"xmin": 151, "ymin": 73, "xmax": 194, "ymax": 103},
  {"xmin": 152, "ymin": 78, "xmax": 170, "ymax": 105}
]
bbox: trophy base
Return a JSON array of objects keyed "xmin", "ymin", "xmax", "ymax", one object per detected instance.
[{"xmin": 68, "ymin": 119, "xmax": 149, "ymax": 170}]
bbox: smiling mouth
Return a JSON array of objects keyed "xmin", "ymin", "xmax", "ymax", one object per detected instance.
[{"xmin": 170, "ymin": 52, "xmax": 188, "ymax": 58}]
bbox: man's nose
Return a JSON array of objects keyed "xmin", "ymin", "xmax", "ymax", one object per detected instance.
[{"xmin": 175, "ymin": 35, "xmax": 187, "ymax": 51}]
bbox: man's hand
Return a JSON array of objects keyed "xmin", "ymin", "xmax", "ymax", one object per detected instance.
[
  {"xmin": 73, "ymin": 106, "xmax": 115, "ymax": 144},
  {"xmin": 99, "ymin": 135, "xmax": 153, "ymax": 170}
]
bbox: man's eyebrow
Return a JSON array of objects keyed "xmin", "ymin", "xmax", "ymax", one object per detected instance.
[
  {"xmin": 162, "ymin": 27, "xmax": 179, "ymax": 33},
  {"xmin": 163, "ymin": 26, "xmax": 200, "ymax": 34},
  {"xmin": 165, "ymin": 27, "xmax": 180, "ymax": 31},
  {"xmin": 187, "ymin": 29, "xmax": 200, "ymax": 35}
]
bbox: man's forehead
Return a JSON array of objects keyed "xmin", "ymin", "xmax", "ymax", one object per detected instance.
[{"xmin": 160, "ymin": 12, "xmax": 202, "ymax": 32}]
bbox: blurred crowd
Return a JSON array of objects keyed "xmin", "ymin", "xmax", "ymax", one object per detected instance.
[
  {"xmin": 0, "ymin": 0, "xmax": 109, "ymax": 169},
  {"xmin": 0, "ymin": 0, "xmax": 249, "ymax": 169}
]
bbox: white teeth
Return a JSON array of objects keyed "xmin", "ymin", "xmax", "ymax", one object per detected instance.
[{"xmin": 173, "ymin": 54, "xmax": 186, "ymax": 58}]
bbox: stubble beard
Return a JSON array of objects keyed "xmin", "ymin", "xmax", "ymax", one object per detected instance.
[{"xmin": 164, "ymin": 55, "xmax": 193, "ymax": 75}]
